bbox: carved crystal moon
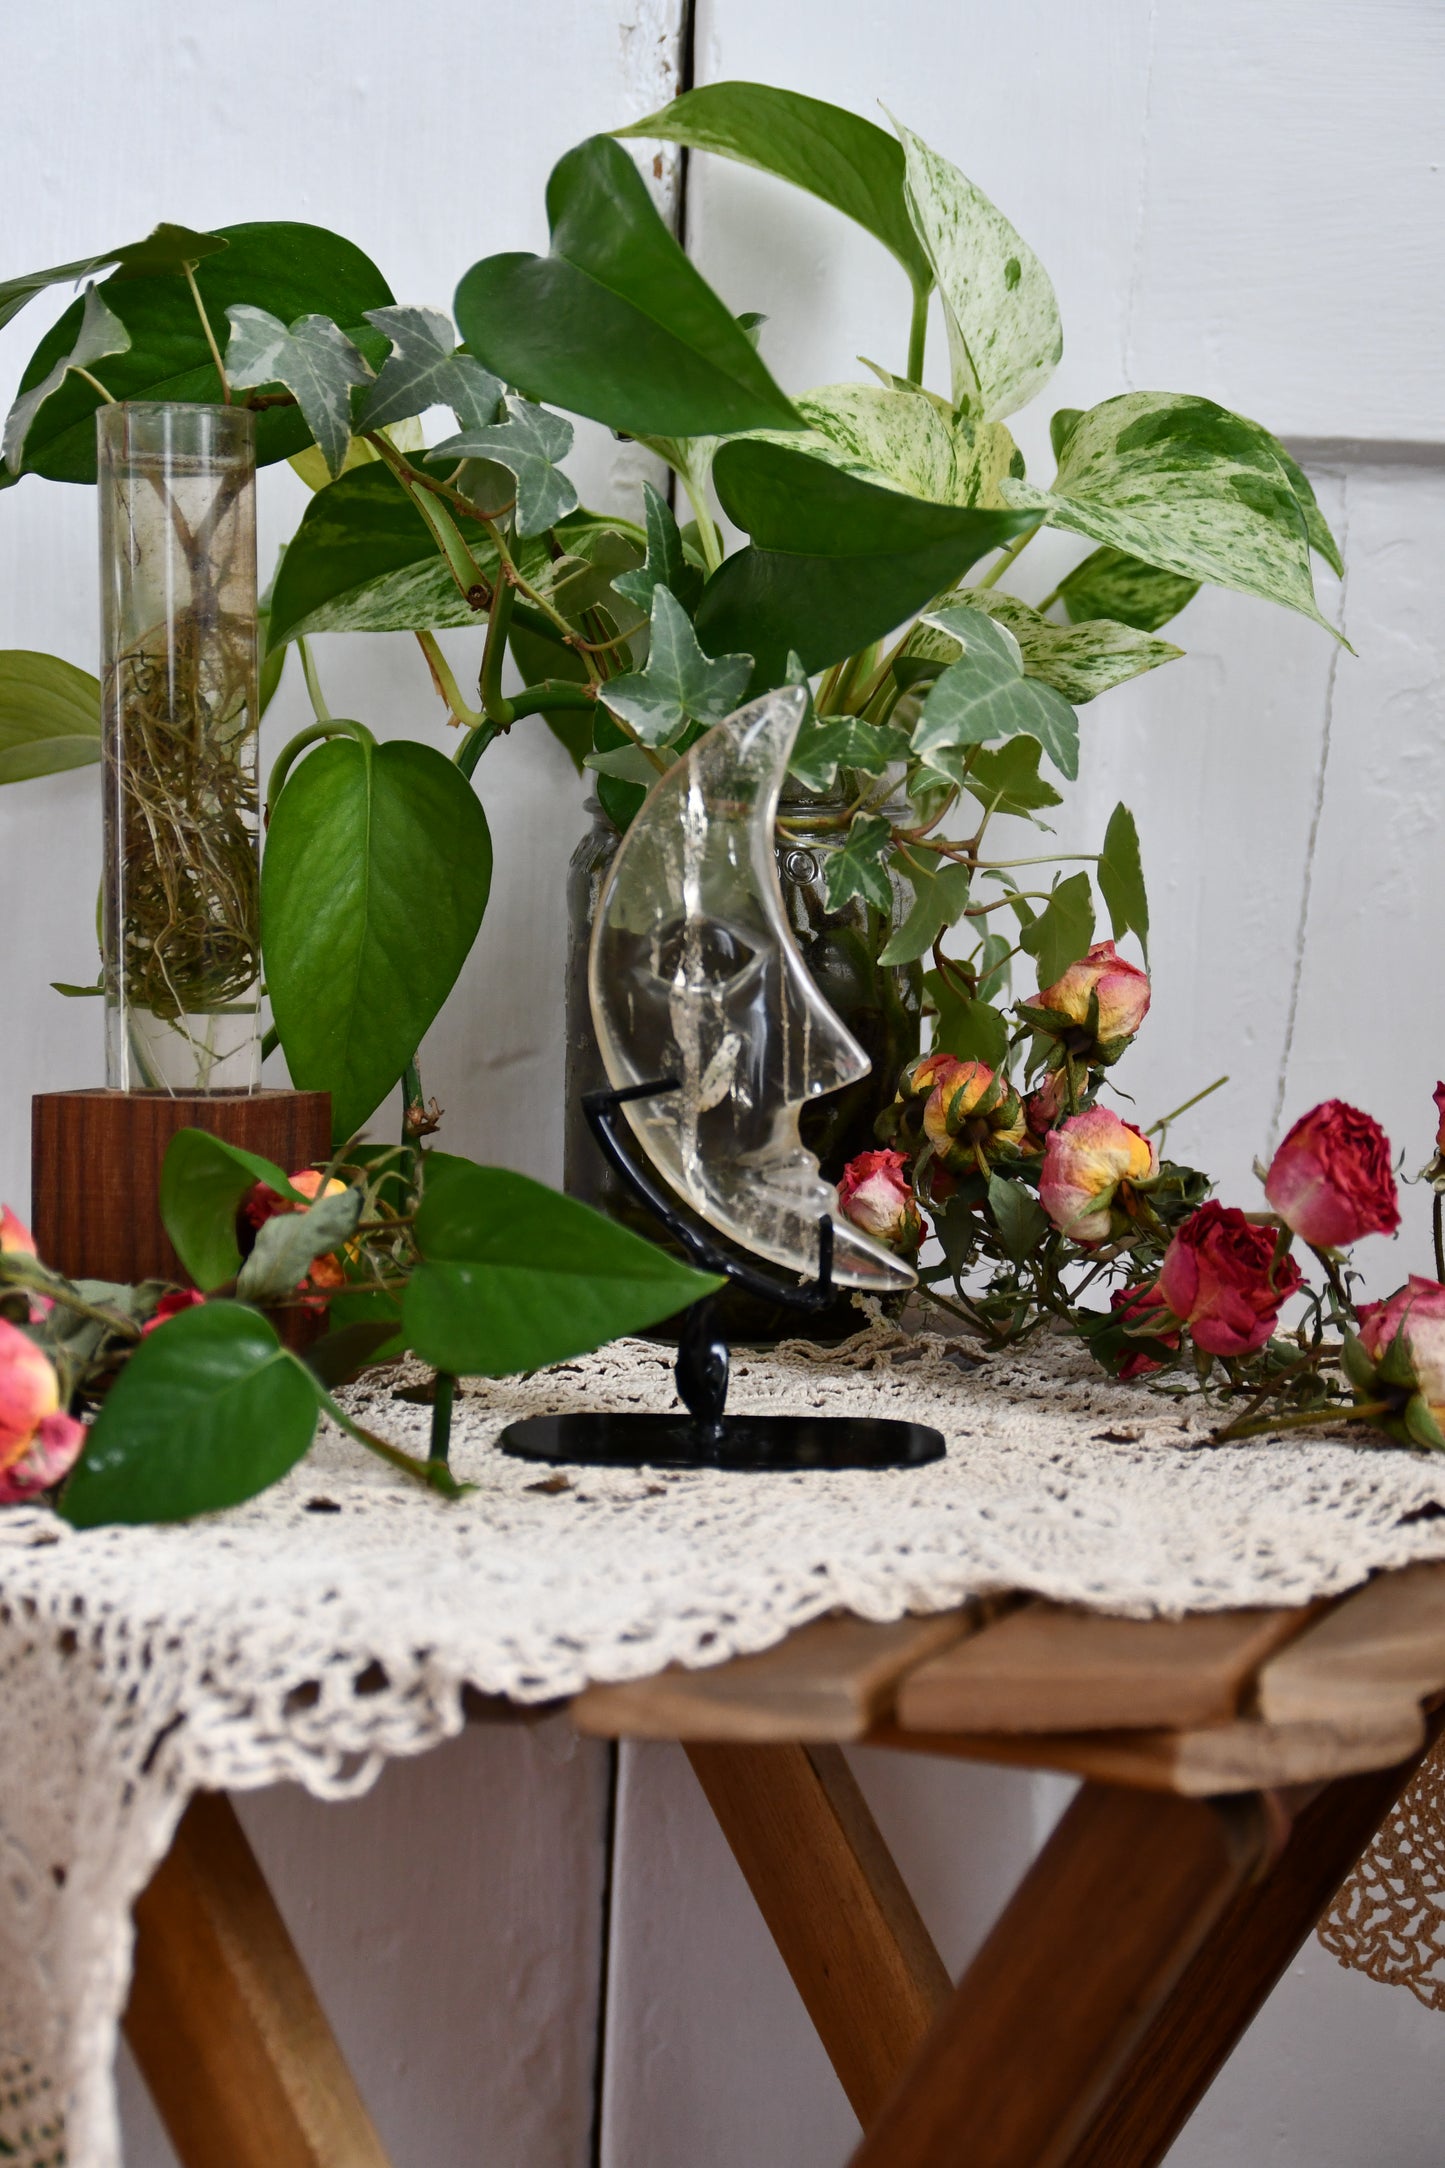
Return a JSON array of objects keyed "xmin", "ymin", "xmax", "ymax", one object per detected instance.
[{"xmin": 588, "ymin": 685, "xmax": 915, "ymax": 1293}]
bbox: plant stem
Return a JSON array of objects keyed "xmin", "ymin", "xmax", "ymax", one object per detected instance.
[
  {"xmin": 314, "ymin": 1384, "xmax": 467, "ymax": 1497},
  {"xmin": 261, "ymin": 1022, "xmax": 280, "ymax": 1062},
  {"xmin": 906, "ymin": 283, "xmax": 930, "ymax": 385},
  {"xmin": 677, "ymin": 466, "xmax": 724, "ymax": 574},
  {"xmin": 1146, "ymin": 1076, "xmax": 1230, "ymax": 1137},
  {"xmin": 1212, "ymin": 1399, "xmax": 1391, "ymax": 1446},
  {"xmin": 479, "ymin": 569, "xmax": 516, "ymax": 724},
  {"xmin": 70, "ymin": 365, "xmax": 117, "ymax": 405},
  {"xmin": 266, "ymin": 717, "xmax": 375, "ymax": 817},
  {"xmin": 297, "ymin": 637, "xmax": 330, "ymax": 721},
  {"xmin": 185, "ymin": 263, "xmax": 230, "ymax": 403},
  {"xmin": 416, "ymin": 632, "xmax": 482, "ymax": 727},
  {"xmin": 974, "ymin": 521, "xmax": 1044, "ymax": 592},
  {"xmin": 402, "ymin": 1058, "xmax": 425, "ymax": 1149},
  {"xmin": 430, "ymin": 1372, "xmax": 457, "ymax": 1465},
  {"xmin": 1035, "ymin": 584, "xmax": 1063, "ymax": 615},
  {"xmin": 1435, "ymin": 1192, "xmax": 1444, "ymax": 1284}
]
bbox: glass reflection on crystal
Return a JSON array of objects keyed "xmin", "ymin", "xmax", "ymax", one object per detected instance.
[{"xmin": 588, "ymin": 686, "xmax": 914, "ymax": 1293}]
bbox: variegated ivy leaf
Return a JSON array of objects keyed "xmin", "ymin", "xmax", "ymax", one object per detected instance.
[
  {"xmin": 0, "ymin": 222, "xmax": 227, "ymax": 334},
  {"xmin": 599, "ymin": 585, "xmax": 752, "ymax": 746},
  {"xmin": 789, "ymin": 716, "xmax": 913, "ymax": 793},
  {"xmin": 358, "ymin": 306, "xmax": 503, "ymax": 434},
  {"xmin": 823, "ymin": 811, "xmax": 894, "ymax": 913},
  {"xmin": 3, "ymin": 284, "xmax": 130, "ymax": 468},
  {"xmin": 1000, "ymin": 393, "xmax": 1341, "ymax": 639},
  {"xmin": 747, "ymin": 383, "xmax": 1020, "ymax": 510},
  {"xmin": 914, "ymin": 602, "xmax": 1079, "ymax": 781},
  {"xmin": 945, "ymin": 589, "xmax": 1182, "ymax": 704},
  {"xmin": 893, "ymin": 117, "xmax": 1062, "ymax": 422},
  {"xmin": 613, "ymin": 480, "xmax": 703, "ymax": 615},
  {"xmin": 225, "ymin": 305, "xmax": 374, "ymax": 479},
  {"xmin": 879, "ymin": 856, "xmax": 973, "ymax": 966},
  {"xmin": 429, "ymin": 396, "xmax": 577, "ymax": 538}
]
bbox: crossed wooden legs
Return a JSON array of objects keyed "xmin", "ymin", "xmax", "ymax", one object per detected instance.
[{"xmin": 123, "ymin": 1734, "xmax": 1431, "ymax": 2168}]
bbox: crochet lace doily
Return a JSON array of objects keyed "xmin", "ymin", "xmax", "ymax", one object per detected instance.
[{"xmin": 6, "ymin": 1321, "xmax": 1445, "ymax": 2166}]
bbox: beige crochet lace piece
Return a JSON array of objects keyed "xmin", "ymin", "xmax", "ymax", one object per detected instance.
[{"xmin": 4, "ymin": 1321, "xmax": 1445, "ymax": 2165}]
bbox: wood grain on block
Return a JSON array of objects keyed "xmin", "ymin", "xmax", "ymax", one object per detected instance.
[
  {"xmin": 848, "ymin": 1784, "xmax": 1277, "ymax": 2168},
  {"xmin": 687, "ymin": 1743, "xmax": 950, "ymax": 2127},
  {"xmin": 125, "ymin": 1791, "xmax": 391, "ymax": 2168},
  {"xmin": 895, "ymin": 1600, "xmax": 1319, "ymax": 1736},
  {"xmin": 869, "ymin": 1703, "xmax": 1425, "ymax": 1796},
  {"xmin": 31, "ymin": 1087, "xmax": 331, "ymax": 1285},
  {"xmin": 1258, "ymin": 1562, "xmax": 1445, "ymax": 1726},
  {"xmin": 571, "ymin": 1610, "xmax": 975, "ymax": 1741}
]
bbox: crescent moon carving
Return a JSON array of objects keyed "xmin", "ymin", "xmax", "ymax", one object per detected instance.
[{"xmin": 588, "ymin": 685, "xmax": 916, "ymax": 1294}]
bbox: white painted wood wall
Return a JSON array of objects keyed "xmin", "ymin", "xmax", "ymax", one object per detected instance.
[{"xmin": 2, "ymin": 1, "xmax": 1443, "ymax": 2158}]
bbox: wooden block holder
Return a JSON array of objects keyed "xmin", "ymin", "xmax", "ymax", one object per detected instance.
[{"xmin": 31, "ymin": 1088, "xmax": 332, "ymax": 1288}]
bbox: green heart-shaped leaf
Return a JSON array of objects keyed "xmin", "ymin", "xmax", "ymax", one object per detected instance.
[
  {"xmin": 453, "ymin": 136, "xmax": 799, "ymax": 439},
  {"xmin": 159, "ymin": 1128, "xmax": 309, "ymax": 1291},
  {"xmin": 262, "ymin": 735, "xmax": 493, "ymax": 1143},
  {"xmin": 10, "ymin": 222, "xmax": 393, "ymax": 483},
  {"xmin": 403, "ymin": 1155, "xmax": 721, "ymax": 1374},
  {"xmin": 0, "ymin": 650, "xmax": 100, "ymax": 783},
  {"xmin": 699, "ymin": 438, "xmax": 1033, "ymax": 687},
  {"xmin": 60, "ymin": 1302, "xmax": 319, "ymax": 1526},
  {"xmin": 616, "ymin": 84, "xmax": 931, "ymax": 297}
]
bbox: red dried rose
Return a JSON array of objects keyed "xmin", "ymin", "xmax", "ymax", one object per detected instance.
[
  {"xmin": 838, "ymin": 1150, "xmax": 925, "ymax": 1255},
  {"xmin": 1264, "ymin": 1101, "xmax": 1399, "ymax": 1249},
  {"xmin": 1156, "ymin": 1202, "xmax": 1304, "ymax": 1358}
]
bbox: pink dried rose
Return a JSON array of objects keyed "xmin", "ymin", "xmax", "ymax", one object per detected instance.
[
  {"xmin": 142, "ymin": 1289, "xmax": 207, "ymax": 1336},
  {"xmin": 1034, "ymin": 941, "xmax": 1150, "ymax": 1059},
  {"xmin": 1155, "ymin": 1202, "xmax": 1304, "ymax": 1359},
  {"xmin": 1434, "ymin": 1083, "xmax": 1445, "ymax": 1155},
  {"xmin": 1358, "ymin": 1277, "xmax": 1445, "ymax": 1414},
  {"xmin": 1264, "ymin": 1100, "xmax": 1399, "ymax": 1249},
  {"xmin": 838, "ymin": 1150, "xmax": 925, "ymax": 1255},
  {"xmin": 923, "ymin": 1062, "xmax": 1027, "ymax": 1175},
  {"xmin": 1024, "ymin": 1069, "xmax": 1069, "ymax": 1145},
  {"xmin": 0, "ymin": 1318, "xmax": 84, "ymax": 1503},
  {"xmin": 1039, "ymin": 1108, "xmax": 1158, "ymax": 1245}
]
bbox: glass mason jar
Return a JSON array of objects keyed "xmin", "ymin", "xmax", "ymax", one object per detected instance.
[
  {"xmin": 98, "ymin": 402, "xmax": 261, "ymax": 1093},
  {"xmin": 565, "ymin": 784, "xmax": 923, "ymax": 1341}
]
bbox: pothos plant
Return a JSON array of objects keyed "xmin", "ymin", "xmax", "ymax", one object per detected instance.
[{"xmin": 0, "ymin": 82, "xmax": 1343, "ymax": 1153}]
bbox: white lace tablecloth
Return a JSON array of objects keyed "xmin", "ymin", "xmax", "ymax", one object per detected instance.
[{"xmin": 7, "ymin": 1321, "xmax": 1445, "ymax": 2166}]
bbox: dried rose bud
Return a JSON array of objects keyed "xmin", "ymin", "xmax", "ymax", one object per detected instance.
[
  {"xmin": 1039, "ymin": 1109, "xmax": 1157, "ymax": 1245},
  {"xmin": 1028, "ymin": 941, "xmax": 1150, "ymax": 1067},
  {"xmin": 923, "ymin": 1062, "xmax": 1027, "ymax": 1176},
  {"xmin": 837, "ymin": 1150, "xmax": 925, "ymax": 1255}
]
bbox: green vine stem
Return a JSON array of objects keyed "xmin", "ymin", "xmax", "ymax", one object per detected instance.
[
  {"xmin": 479, "ymin": 569, "xmax": 516, "ymax": 724},
  {"xmin": 974, "ymin": 520, "xmax": 1044, "ymax": 591},
  {"xmin": 416, "ymin": 632, "xmax": 482, "ymax": 728},
  {"xmin": 265, "ymin": 717, "xmax": 375, "ymax": 820},
  {"xmin": 297, "ymin": 636, "xmax": 330, "ymax": 721},
  {"xmin": 906, "ymin": 283, "xmax": 930, "ymax": 386},
  {"xmin": 184, "ymin": 262, "xmax": 231, "ymax": 404},
  {"xmin": 430, "ymin": 1372, "xmax": 457, "ymax": 1465},
  {"xmin": 313, "ymin": 1382, "xmax": 468, "ymax": 1497}
]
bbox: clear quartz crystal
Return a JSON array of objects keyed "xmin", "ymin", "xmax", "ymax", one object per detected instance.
[
  {"xmin": 98, "ymin": 402, "xmax": 261, "ymax": 1093},
  {"xmin": 588, "ymin": 686, "xmax": 914, "ymax": 1293}
]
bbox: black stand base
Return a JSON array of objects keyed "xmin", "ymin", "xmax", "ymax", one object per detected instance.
[{"xmin": 499, "ymin": 1410, "xmax": 946, "ymax": 1473}]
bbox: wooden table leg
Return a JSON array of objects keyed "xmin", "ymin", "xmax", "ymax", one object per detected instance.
[
  {"xmin": 124, "ymin": 1792, "xmax": 392, "ymax": 2168},
  {"xmin": 1068, "ymin": 1728, "xmax": 1443, "ymax": 2167},
  {"xmin": 848, "ymin": 1781, "xmax": 1279, "ymax": 2168},
  {"xmin": 686, "ymin": 1742, "xmax": 952, "ymax": 2126}
]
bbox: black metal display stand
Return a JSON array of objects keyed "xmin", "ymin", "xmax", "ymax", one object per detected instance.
[{"xmin": 499, "ymin": 1081, "xmax": 946, "ymax": 1472}]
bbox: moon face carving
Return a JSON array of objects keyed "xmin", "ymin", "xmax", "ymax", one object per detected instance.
[{"xmin": 588, "ymin": 685, "xmax": 916, "ymax": 1294}]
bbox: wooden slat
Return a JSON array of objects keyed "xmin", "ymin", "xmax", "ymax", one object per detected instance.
[
  {"xmin": 896, "ymin": 1600, "xmax": 1319, "ymax": 1736},
  {"xmin": 125, "ymin": 1792, "xmax": 391, "ymax": 2168},
  {"xmin": 869, "ymin": 1702, "xmax": 1425, "ymax": 1795},
  {"xmin": 572, "ymin": 1609, "xmax": 975, "ymax": 1741},
  {"xmin": 848, "ymin": 1784, "xmax": 1279, "ymax": 2168},
  {"xmin": 1068, "ymin": 1711, "xmax": 1445, "ymax": 2167},
  {"xmin": 687, "ymin": 1742, "xmax": 950, "ymax": 2126},
  {"xmin": 1258, "ymin": 1560, "xmax": 1445, "ymax": 1726}
]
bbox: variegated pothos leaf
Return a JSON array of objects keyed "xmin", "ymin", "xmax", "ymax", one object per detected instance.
[
  {"xmin": 746, "ymin": 383, "xmax": 1021, "ymax": 510},
  {"xmin": 1001, "ymin": 393, "xmax": 1341, "ymax": 638},
  {"xmin": 945, "ymin": 590, "xmax": 1183, "ymax": 703},
  {"xmin": 892, "ymin": 118, "xmax": 1062, "ymax": 422}
]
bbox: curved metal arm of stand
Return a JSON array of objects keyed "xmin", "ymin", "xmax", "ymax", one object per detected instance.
[{"xmin": 583, "ymin": 1080, "xmax": 835, "ymax": 1313}]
